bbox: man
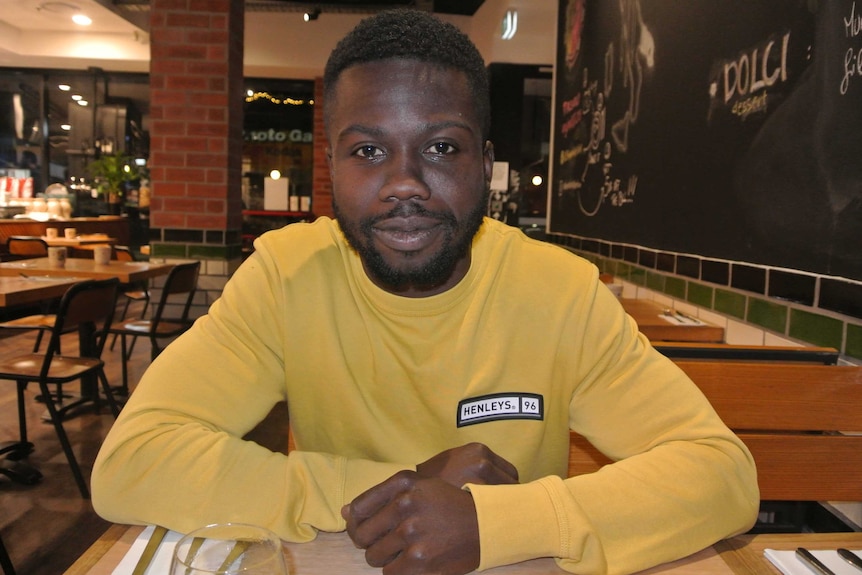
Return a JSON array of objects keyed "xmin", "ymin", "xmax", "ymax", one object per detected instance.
[{"xmin": 92, "ymin": 10, "xmax": 758, "ymax": 575}]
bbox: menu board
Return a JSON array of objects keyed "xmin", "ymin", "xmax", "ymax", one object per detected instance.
[{"xmin": 550, "ymin": 0, "xmax": 862, "ymax": 280}]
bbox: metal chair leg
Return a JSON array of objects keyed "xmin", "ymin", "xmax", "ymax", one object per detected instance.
[
  {"xmin": 36, "ymin": 379, "xmax": 89, "ymax": 499},
  {"xmin": 98, "ymin": 369, "xmax": 122, "ymax": 418}
]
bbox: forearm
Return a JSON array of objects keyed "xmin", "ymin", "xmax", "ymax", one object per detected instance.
[
  {"xmin": 92, "ymin": 408, "xmax": 411, "ymax": 540},
  {"xmin": 468, "ymin": 433, "xmax": 757, "ymax": 575}
]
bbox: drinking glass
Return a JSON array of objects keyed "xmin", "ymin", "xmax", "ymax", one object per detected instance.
[{"xmin": 170, "ymin": 523, "xmax": 288, "ymax": 575}]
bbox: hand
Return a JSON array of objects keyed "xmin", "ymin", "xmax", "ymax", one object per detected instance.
[
  {"xmin": 416, "ymin": 442, "xmax": 519, "ymax": 487},
  {"xmin": 343, "ymin": 470, "xmax": 481, "ymax": 575}
]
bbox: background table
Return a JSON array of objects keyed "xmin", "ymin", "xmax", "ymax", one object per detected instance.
[
  {"xmin": 620, "ymin": 298, "xmax": 725, "ymax": 343},
  {"xmin": 0, "ymin": 258, "xmax": 173, "ymax": 284},
  {"xmin": 0, "ymin": 276, "xmax": 80, "ymax": 308},
  {"xmin": 41, "ymin": 234, "xmax": 117, "ymax": 248}
]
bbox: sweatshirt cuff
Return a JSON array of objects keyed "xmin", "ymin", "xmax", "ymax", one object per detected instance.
[{"xmin": 466, "ymin": 477, "xmax": 565, "ymax": 570}]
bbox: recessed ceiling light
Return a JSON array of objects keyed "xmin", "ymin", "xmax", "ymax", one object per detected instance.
[
  {"xmin": 60, "ymin": 124, "xmax": 71, "ymax": 131},
  {"xmin": 72, "ymin": 13, "xmax": 92, "ymax": 26},
  {"xmin": 501, "ymin": 9, "xmax": 518, "ymax": 40},
  {"xmin": 58, "ymin": 84, "xmax": 71, "ymax": 91},
  {"xmin": 77, "ymin": 100, "xmax": 89, "ymax": 106},
  {"xmin": 71, "ymin": 94, "xmax": 82, "ymax": 100}
]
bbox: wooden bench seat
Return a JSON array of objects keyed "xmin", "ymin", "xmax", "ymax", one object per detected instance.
[
  {"xmin": 569, "ymin": 361, "xmax": 862, "ymax": 503},
  {"xmin": 652, "ymin": 343, "xmax": 840, "ymax": 365}
]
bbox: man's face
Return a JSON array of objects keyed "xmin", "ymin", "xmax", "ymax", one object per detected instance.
[{"xmin": 326, "ymin": 59, "xmax": 494, "ymax": 297}]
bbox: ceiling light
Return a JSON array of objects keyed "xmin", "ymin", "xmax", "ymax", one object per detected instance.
[
  {"xmin": 501, "ymin": 9, "xmax": 518, "ymax": 40},
  {"xmin": 303, "ymin": 8, "xmax": 320, "ymax": 22},
  {"xmin": 71, "ymin": 94, "xmax": 82, "ymax": 100},
  {"xmin": 58, "ymin": 84, "xmax": 71, "ymax": 91},
  {"xmin": 72, "ymin": 13, "xmax": 92, "ymax": 26},
  {"xmin": 77, "ymin": 100, "xmax": 89, "ymax": 106},
  {"xmin": 60, "ymin": 124, "xmax": 71, "ymax": 131}
]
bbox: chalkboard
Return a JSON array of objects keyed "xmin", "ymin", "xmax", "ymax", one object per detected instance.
[{"xmin": 550, "ymin": 0, "xmax": 862, "ymax": 280}]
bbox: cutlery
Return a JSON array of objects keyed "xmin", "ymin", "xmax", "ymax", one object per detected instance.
[
  {"xmin": 838, "ymin": 548, "xmax": 862, "ymax": 572},
  {"xmin": 796, "ymin": 547, "xmax": 837, "ymax": 575},
  {"xmin": 132, "ymin": 525, "xmax": 168, "ymax": 575},
  {"xmin": 662, "ymin": 309, "xmax": 692, "ymax": 324},
  {"xmin": 674, "ymin": 310, "xmax": 699, "ymax": 324}
]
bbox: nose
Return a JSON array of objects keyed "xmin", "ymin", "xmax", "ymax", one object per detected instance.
[{"xmin": 378, "ymin": 152, "xmax": 431, "ymax": 202}]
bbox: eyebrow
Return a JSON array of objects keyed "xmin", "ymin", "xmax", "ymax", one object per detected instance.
[{"xmin": 335, "ymin": 120, "xmax": 477, "ymax": 144}]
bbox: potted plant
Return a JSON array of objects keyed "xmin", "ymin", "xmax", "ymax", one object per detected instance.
[{"xmin": 87, "ymin": 152, "xmax": 142, "ymax": 208}]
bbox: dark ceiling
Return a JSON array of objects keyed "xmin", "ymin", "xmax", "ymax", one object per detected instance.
[
  {"xmin": 111, "ymin": 0, "xmax": 486, "ymax": 31},
  {"xmin": 252, "ymin": 1, "xmax": 486, "ymax": 16}
]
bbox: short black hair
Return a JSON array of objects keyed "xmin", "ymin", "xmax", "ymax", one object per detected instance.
[{"xmin": 323, "ymin": 9, "xmax": 491, "ymax": 139}]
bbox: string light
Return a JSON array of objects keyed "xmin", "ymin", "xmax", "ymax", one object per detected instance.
[{"xmin": 244, "ymin": 91, "xmax": 313, "ymax": 106}]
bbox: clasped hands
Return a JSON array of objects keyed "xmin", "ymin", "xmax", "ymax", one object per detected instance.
[{"xmin": 342, "ymin": 442, "xmax": 519, "ymax": 575}]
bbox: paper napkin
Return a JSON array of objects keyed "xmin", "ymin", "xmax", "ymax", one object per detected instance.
[
  {"xmin": 112, "ymin": 525, "xmax": 183, "ymax": 575},
  {"xmin": 764, "ymin": 548, "xmax": 862, "ymax": 575}
]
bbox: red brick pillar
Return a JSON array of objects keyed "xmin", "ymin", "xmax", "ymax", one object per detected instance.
[
  {"xmin": 148, "ymin": 0, "xmax": 244, "ymax": 265},
  {"xmin": 312, "ymin": 77, "xmax": 333, "ymax": 218}
]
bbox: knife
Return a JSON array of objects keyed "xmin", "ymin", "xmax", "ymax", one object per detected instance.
[
  {"xmin": 796, "ymin": 547, "xmax": 837, "ymax": 575},
  {"xmin": 839, "ymin": 548, "xmax": 862, "ymax": 572}
]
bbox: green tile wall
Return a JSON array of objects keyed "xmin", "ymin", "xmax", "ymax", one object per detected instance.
[
  {"xmin": 746, "ymin": 298, "xmax": 788, "ymax": 333},
  {"xmin": 687, "ymin": 282, "xmax": 713, "ymax": 308},
  {"xmin": 788, "ymin": 309, "xmax": 844, "ymax": 350},
  {"xmin": 714, "ymin": 288, "xmax": 746, "ymax": 319},
  {"xmin": 562, "ymin": 248, "xmax": 861, "ymax": 363},
  {"xmin": 847, "ymin": 324, "xmax": 862, "ymax": 361},
  {"xmin": 664, "ymin": 276, "xmax": 686, "ymax": 299}
]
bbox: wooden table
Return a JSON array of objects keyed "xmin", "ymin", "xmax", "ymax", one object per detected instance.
[
  {"xmin": 620, "ymin": 298, "xmax": 725, "ymax": 343},
  {"xmin": 62, "ymin": 525, "xmax": 862, "ymax": 575},
  {"xmin": 42, "ymin": 234, "xmax": 116, "ymax": 248},
  {"xmin": 0, "ymin": 275, "xmax": 80, "ymax": 307},
  {"xmin": 0, "ymin": 258, "xmax": 173, "ymax": 284}
]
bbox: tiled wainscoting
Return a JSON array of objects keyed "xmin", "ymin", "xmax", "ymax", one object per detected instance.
[{"xmin": 547, "ymin": 234, "xmax": 862, "ymax": 364}]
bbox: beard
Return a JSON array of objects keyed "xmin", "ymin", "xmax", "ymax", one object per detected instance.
[{"xmin": 333, "ymin": 190, "xmax": 489, "ymax": 293}]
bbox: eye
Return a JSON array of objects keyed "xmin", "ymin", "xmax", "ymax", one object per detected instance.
[
  {"xmin": 425, "ymin": 141, "xmax": 457, "ymax": 155},
  {"xmin": 353, "ymin": 145, "xmax": 384, "ymax": 159}
]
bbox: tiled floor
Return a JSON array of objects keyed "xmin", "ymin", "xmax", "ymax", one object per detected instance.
[{"xmin": 0, "ymin": 303, "xmax": 153, "ymax": 575}]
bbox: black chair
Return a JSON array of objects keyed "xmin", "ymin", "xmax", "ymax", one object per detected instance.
[
  {"xmin": 0, "ymin": 278, "xmax": 121, "ymax": 499},
  {"xmin": 109, "ymin": 246, "xmax": 151, "ymax": 354},
  {"xmin": 109, "ymin": 261, "xmax": 200, "ymax": 394}
]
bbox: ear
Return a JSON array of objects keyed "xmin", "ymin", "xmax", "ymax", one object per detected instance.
[
  {"xmin": 483, "ymin": 141, "xmax": 495, "ymax": 187},
  {"xmin": 325, "ymin": 147, "xmax": 335, "ymax": 180}
]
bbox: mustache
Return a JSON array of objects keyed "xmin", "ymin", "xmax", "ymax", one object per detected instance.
[{"xmin": 367, "ymin": 202, "xmax": 456, "ymax": 226}]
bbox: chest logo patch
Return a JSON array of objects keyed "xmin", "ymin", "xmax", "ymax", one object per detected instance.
[{"xmin": 456, "ymin": 393, "xmax": 544, "ymax": 427}]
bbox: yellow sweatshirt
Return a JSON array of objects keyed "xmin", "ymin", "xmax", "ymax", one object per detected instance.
[{"xmin": 92, "ymin": 217, "xmax": 758, "ymax": 575}]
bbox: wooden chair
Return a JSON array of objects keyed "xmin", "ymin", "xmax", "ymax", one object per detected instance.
[
  {"xmin": 0, "ymin": 236, "xmax": 75, "ymax": 354},
  {"xmin": 5, "ymin": 236, "xmax": 48, "ymax": 260},
  {"xmin": 568, "ymin": 361, "xmax": 862, "ymax": 529},
  {"xmin": 108, "ymin": 261, "xmax": 200, "ymax": 394},
  {"xmin": 0, "ymin": 278, "xmax": 121, "ymax": 499}
]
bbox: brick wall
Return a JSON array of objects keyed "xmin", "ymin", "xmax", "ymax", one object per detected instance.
[
  {"xmin": 148, "ymin": 0, "xmax": 244, "ymax": 262},
  {"xmin": 146, "ymin": 0, "xmax": 245, "ymax": 317},
  {"xmin": 312, "ymin": 77, "xmax": 333, "ymax": 218}
]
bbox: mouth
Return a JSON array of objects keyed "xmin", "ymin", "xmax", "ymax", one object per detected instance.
[{"xmin": 371, "ymin": 216, "xmax": 444, "ymax": 253}]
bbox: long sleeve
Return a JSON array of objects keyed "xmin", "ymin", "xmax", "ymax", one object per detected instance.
[
  {"xmin": 91, "ymin": 226, "xmax": 413, "ymax": 540},
  {"xmin": 467, "ymin": 278, "xmax": 759, "ymax": 575}
]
